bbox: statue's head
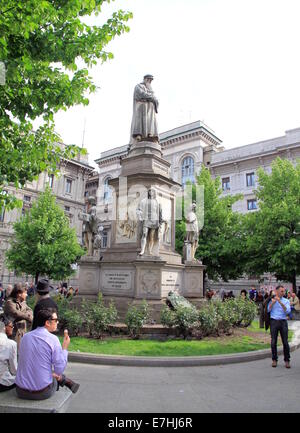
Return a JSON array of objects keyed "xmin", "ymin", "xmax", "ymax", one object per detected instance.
[
  {"xmin": 143, "ymin": 74, "xmax": 154, "ymax": 88},
  {"xmin": 192, "ymin": 202, "xmax": 197, "ymax": 210},
  {"xmin": 144, "ymin": 74, "xmax": 154, "ymax": 82},
  {"xmin": 88, "ymin": 196, "xmax": 96, "ymax": 206},
  {"xmin": 148, "ymin": 188, "xmax": 156, "ymax": 199}
]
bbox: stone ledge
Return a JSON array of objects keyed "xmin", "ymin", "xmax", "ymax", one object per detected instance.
[
  {"xmin": 67, "ymin": 342, "xmax": 300, "ymax": 367},
  {"xmin": 0, "ymin": 387, "xmax": 72, "ymax": 413}
]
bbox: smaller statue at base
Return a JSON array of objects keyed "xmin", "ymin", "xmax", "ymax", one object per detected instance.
[
  {"xmin": 184, "ymin": 202, "xmax": 200, "ymax": 262},
  {"xmin": 79, "ymin": 196, "xmax": 101, "ymax": 257},
  {"xmin": 136, "ymin": 188, "xmax": 163, "ymax": 257}
]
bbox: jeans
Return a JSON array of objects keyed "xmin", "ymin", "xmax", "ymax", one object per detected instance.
[{"xmin": 270, "ymin": 319, "xmax": 290, "ymax": 362}]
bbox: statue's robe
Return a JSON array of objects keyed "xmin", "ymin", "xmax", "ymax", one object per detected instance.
[{"xmin": 130, "ymin": 83, "xmax": 159, "ymax": 143}]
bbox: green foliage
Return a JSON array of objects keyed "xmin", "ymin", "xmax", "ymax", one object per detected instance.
[
  {"xmin": 198, "ymin": 302, "xmax": 219, "ymax": 336},
  {"xmin": 52, "ymin": 294, "xmax": 72, "ymax": 330},
  {"xmin": 5, "ymin": 187, "xmax": 85, "ymax": 282},
  {"xmin": 172, "ymin": 305, "xmax": 199, "ymax": 339},
  {"xmin": 245, "ymin": 158, "xmax": 300, "ymax": 290},
  {"xmin": 63, "ymin": 309, "xmax": 84, "ymax": 337},
  {"xmin": 160, "ymin": 306, "xmax": 176, "ymax": 329},
  {"xmin": 26, "ymin": 294, "xmax": 37, "ymax": 311},
  {"xmin": 125, "ymin": 301, "xmax": 150, "ymax": 339},
  {"xmin": 161, "ymin": 297, "xmax": 257, "ymax": 339},
  {"xmin": 176, "ymin": 166, "xmax": 246, "ymax": 281},
  {"xmin": 0, "ymin": 0, "xmax": 132, "ymax": 210},
  {"xmin": 81, "ymin": 293, "xmax": 118, "ymax": 339}
]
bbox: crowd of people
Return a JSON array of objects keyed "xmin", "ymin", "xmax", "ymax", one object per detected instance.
[
  {"xmin": 205, "ymin": 285, "xmax": 300, "ymax": 317},
  {"xmin": 0, "ymin": 279, "xmax": 80, "ymax": 399}
]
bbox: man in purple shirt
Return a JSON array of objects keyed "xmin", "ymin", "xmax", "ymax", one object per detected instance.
[{"xmin": 16, "ymin": 308, "xmax": 80, "ymax": 400}]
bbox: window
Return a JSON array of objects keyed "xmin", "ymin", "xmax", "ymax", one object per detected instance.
[
  {"xmin": 23, "ymin": 195, "xmax": 31, "ymax": 202},
  {"xmin": 247, "ymin": 199, "xmax": 257, "ymax": 211},
  {"xmin": 64, "ymin": 206, "xmax": 70, "ymax": 212},
  {"xmin": 47, "ymin": 174, "xmax": 54, "ymax": 188},
  {"xmin": 101, "ymin": 230, "xmax": 108, "ymax": 248},
  {"xmin": 66, "ymin": 178, "xmax": 72, "ymax": 194},
  {"xmin": 222, "ymin": 177, "xmax": 230, "ymax": 191},
  {"xmin": 104, "ymin": 177, "xmax": 112, "ymax": 202},
  {"xmin": 181, "ymin": 156, "xmax": 195, "ymax": 185},
  {"xmin": 246, "ymin": 172, "xmax": 255, "ymax": 187}
]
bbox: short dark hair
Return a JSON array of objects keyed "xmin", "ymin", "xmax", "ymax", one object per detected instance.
[
  {"xmin": 36, "ymin": 309, "xmax": 57, "ymax": 327},
  {"xmin": 276, "ymin": 285, "xmax": 285, "ymax": 291}
]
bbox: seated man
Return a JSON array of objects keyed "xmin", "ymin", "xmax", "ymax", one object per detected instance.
[
  {"xmin": 15, "ymin": 308, "xmax": 79, "ymax": 400},
  {"xmin": 0, "ymin": 316, "xmax": 17, "ymax": 392}
]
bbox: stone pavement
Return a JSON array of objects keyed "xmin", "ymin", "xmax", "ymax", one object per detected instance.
[{"xmin": 65, "ymin": 321, "xmax": 300, "ymax": 413}]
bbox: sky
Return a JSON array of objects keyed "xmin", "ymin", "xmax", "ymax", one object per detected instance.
[{"xmin": 52, "ymin": 0, "xmax": 300, "ymax": 168}]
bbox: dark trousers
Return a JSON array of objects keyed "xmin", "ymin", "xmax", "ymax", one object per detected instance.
[
  {"xmin": 270, "ymin": 319, "xmax": 290, "ymax": 362},
  {"xmin": 0, "ymin": 383, "xmax": 16, "ymax": 393},
  {"xmin": 16, "ymin": 379, "xmax": 58, "ymax": 401}
]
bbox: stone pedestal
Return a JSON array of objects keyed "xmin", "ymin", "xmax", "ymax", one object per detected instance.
[
  {"xmin": 78, "ymin": 139, "xmax": 205, "ymax": 313},
  {"xmin": 78, "ymin": 256, "xmax": 100, "ymax": 297}
]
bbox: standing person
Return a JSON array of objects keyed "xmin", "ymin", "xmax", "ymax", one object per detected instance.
[
  {"xmin": 289, "ymin": 292, "xmax": 300, "ymax": 319},
  {"xmin": 268, "ymin": 285, "xmax": 291, "ymax": 368},
  {"xmin": 4, "ymin": 283, "xmax": 33, "ymax": 347},
  {"xmin": 240, "ymin": 289, "xmax": 248, "ymax": 299},
  {"xmin": 27, "ymin": 282, "xmax": 35, "ymax": 297},
  {"xmin": 66, "ymin": 286, "xmax": 74, "ymax": 299},
  {"xmin": 32, "ymin": 279, "xmax": 58, "ymax": 331},
  {"xmin": 15, "ymin": 309, "xmax": 79, "ymax": 400},
  {"xmin": 0, "ymin": 316, "xmax": 17, "ymax": 392}
]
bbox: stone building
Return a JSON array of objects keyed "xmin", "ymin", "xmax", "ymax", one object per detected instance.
[{"xmin": 0, "ymin": 148, "xmax": 94, "ymax": 286}]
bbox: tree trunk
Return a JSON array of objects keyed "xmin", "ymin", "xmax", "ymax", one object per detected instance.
[
  {"xmin": 35, "ymin": 272, "xmax": 39, "ymax": 285},
  {"xmin": 292, "ymin": 270, "xmax": 297, "ymax": 293}
]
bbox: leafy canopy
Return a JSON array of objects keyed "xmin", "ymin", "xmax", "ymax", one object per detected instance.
[
  {"xmin": 245, "ymin": 158, "xmax": 300, "ymax": 289},
  {"xmin": 5, "ymin": 187, "xmax": 85, "ymax": 282},
  {"xmin": 0, "ymin": 0, "xmax": 132, "ymax": 209},
  {"xmin": 176, "ymin": 166, "xmax": 245, "ymax": 281}
]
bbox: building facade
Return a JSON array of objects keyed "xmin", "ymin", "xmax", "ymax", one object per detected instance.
[
  {"xmin": 0, "ymin": 149, "xmax": 94, "ymax": 286},
  {"xmin": 92, "ymin": 122, "xmax": 300, "ymax": 291}
]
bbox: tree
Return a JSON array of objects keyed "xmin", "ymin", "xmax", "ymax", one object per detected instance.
[
  {"xmin": 0, "ymin": 0, "xmax": 132, "ymax": 210},
  {"xmin": 245, "ymin": 158, "xmax": 300, "ymax": 292},
  {"xmin": 176, "ymin": 166, "xmax": 245, "ymax": 282},
  {"xmin": 6, "ymin": 187, "xmax": 85, "ymax": 283}
]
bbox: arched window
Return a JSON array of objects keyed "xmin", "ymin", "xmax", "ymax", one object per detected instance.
[
  {"xmin": 181, "ymin": 156, "xmax": 195, "ymax": 185},
  {"xmin": 103, "ymin": 177, "xmax": 112, "ymax": 202}
]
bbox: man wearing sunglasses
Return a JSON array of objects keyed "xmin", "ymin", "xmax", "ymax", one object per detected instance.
[{"xmin": 15, "ymin": 308, "xmax": 79, "ymax": 400}]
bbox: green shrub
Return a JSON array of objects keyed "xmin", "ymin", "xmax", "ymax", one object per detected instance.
[
  {"xmin": 52, "ymin": 294, "xmax": 72, "ymax": 330},
  {"xmin": 235, "ymin": 297, "xmax": 257, "ymax": 327},
  {"xmin": 160, "ymin": 306, "xmax": 176, "ymax": 328},
  {"xmin": 63, "ymin": 309, "xmax": 84, "ymax": 336},
  {"xmin": 125, "ymin": 300, "xmax": 150, "ymax": 339},
  {"xmin": 198, "ymin": 303, "xmax": 219, "ymax": 337},
  {"xmin": 213, "ymin": 300, "xmax": 235, "ymax": 334},
  {"xmin": 81, "ymin": 294, "xmax": 118, "ymax": 339},
  {"xmin": 173, "ymin": 305, "xmax": 199, "ymax": 339}
]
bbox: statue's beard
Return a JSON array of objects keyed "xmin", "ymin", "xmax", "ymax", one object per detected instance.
[{"xmin": 145, "ymin": 82, "xmax": 152, "ymax": 90}]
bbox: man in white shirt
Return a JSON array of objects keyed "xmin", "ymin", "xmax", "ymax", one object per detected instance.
[{"xmin": 0, "ymin": 316, "xmax": 17, "ymax": 392}]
